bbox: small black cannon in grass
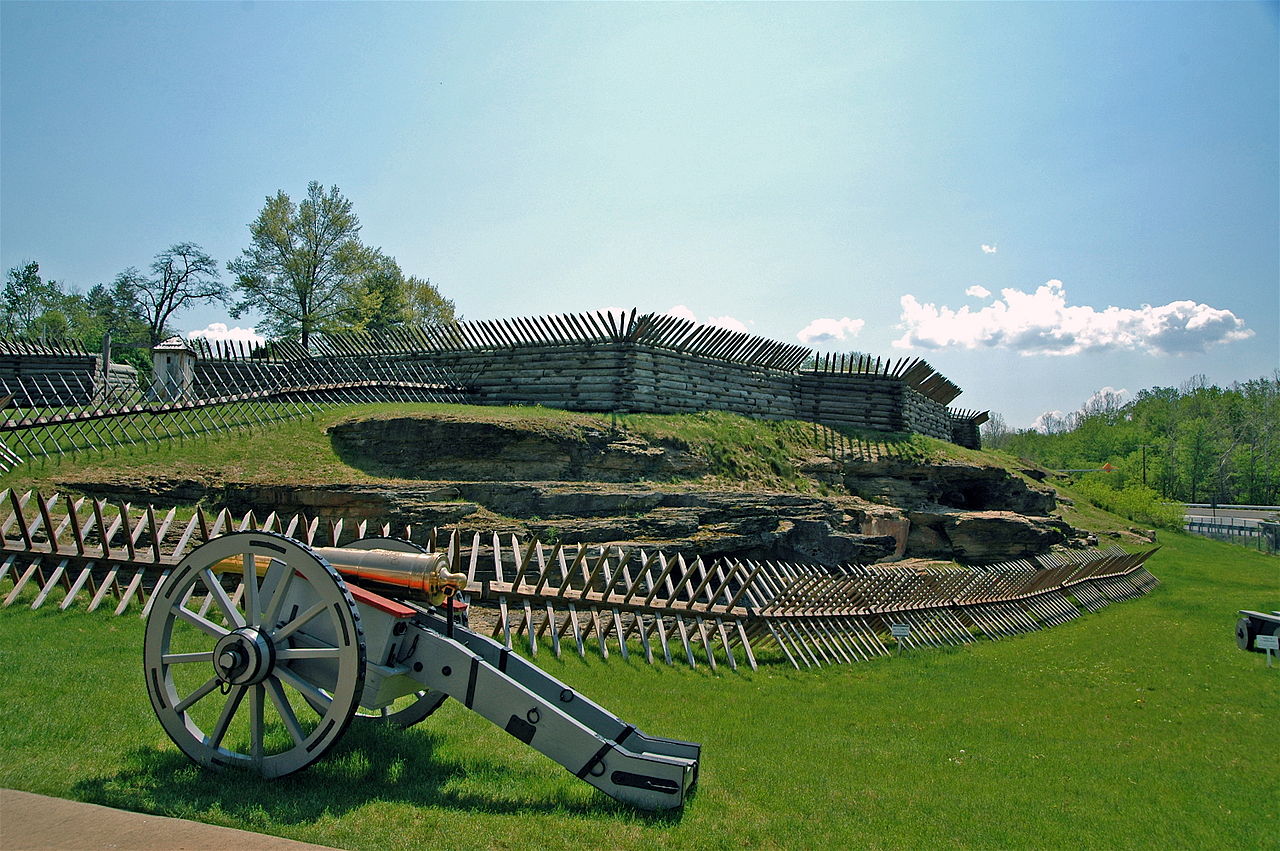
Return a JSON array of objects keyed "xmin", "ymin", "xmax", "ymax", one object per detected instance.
[
  {"xmin": 143, "ymin": 532, "xmax": 700, "ymax": 810},
  {"xmin": 1235, "ymin": 610, "xmax": 1280, "ymax": 653}
]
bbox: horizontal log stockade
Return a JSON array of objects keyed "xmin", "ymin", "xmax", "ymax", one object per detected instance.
[
  {"xmin": 0, "ymin": 309, "xmax": 990, "ymax": 471},
  {"xmin": 1, "ymin": 490, "xmax": 1159, "ymax": 671}
]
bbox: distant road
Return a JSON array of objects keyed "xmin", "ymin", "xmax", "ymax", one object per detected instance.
[{"xmin": 1184, "ymin": 505, "xmax": 1279, "ymax": 527}]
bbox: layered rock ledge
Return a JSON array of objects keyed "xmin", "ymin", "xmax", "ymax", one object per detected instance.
[{"xmin": 62, "ymin": 413, "xmax": 1073, "ymax": 567}]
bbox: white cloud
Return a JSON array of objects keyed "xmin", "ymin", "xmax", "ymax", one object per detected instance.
[
  {"xmin": 186, "ymin": 323, "xmax": 265, "ymax": 346},
  {"xmin": 965, "ymin": 285, "xmax": 991, "ymax": 299},
  {"xmin": 665, "ymin": 304, "xmax": 697, "ymax": 322},
  {"xmin": 797, "ymin": 317, "xmax": 867, "ymax": 347},
  {"xmin": 981, "ymin": 244, "xmax": 998, "ymax": 254},
  {"xmin": 1031, "ymin": 410, "xmax": 1066, "ymax": 434},
  {"xmin": 665, "ymin": 305, "xmax": 750, "ymax": 333},
  {"xmin": 1082, "ymin": 386, "xmax": 1128, "ymax": 414},
  {"xmin": 893, "ymin": 279, "xmax": 1253, "ymax": 356},
  {"xmin": 706, "ymin": 314, "xmax": 749, "ymax": 333}
]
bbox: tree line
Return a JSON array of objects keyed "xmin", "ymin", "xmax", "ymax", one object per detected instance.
[
  {"xmin": 983, "ymin": 373, "xmax": 1280, "ymax": 506},
  {"xmin": 2, "ymin": 181, "xmax": 456, "ymax": 369}
]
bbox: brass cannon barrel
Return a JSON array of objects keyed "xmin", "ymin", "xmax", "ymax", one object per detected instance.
[{"xmin": 213, "ymin": 546, "xmax": 467, "ymax": 604}]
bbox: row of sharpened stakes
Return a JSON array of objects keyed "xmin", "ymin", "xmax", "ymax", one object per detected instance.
[{"xmin": 0, "ymin": 489, "xmax": 1159, "ymax": 671}]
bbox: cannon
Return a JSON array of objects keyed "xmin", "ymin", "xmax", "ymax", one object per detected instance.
[
  {"xmin": 1235, "ymin": 610, "xmax": 1280, "ymax": 652},
  {"xmin": 142, "ymin": 531, "xmax": 700, "ymax": 810}
]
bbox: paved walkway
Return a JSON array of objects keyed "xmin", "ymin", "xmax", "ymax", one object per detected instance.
[{"xmin": 0, "ymin": 790, "xmax": 341, "ymax": 851}]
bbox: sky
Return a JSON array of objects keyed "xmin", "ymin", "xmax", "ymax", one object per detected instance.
[{"xmin": 2, "ymin": 1, "xmax": 1276, "ymax": 428}]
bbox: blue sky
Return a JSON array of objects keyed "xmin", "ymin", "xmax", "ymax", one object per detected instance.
[{"xmin": 2, "ymin": 1, "xmax": 1276, "ymax": 427}]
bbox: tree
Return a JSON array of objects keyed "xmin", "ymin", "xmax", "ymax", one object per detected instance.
[
  {"xmin": 2, "ymin": 262, "xmax": 65, "ymax": 336},
  {"xmin": 115, "ymin": 243, "xmax": 225, "ymax": 345},
  {"xmin": 1002, "ymin": 373, "xmax": 1280, "ymax": 505},
  {"xmin": 405, "ymin": 275, "xmax": 456, "ymax": 326},
  {"xmin": 979, "ymin": 412, "xmax": 1011, "ymax": 449},
  {"xmin": 80, "ymin": 280, "xmax": 153, "ymax": 372},
  {"xmin": 228, "ymin": 182, "xmax": 370, "ymax": 349},
  {"xmin": 345, "ymin": 249, "xmax": 410, "ymax": 334},
  {"xmin": 345, "ymin": 251, "xmax": 458, "ymax": 334}
]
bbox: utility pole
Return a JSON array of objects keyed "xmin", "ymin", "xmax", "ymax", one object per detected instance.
[{"xmin": 1141, "ymin": 444, "xmax": 1147, "ymax": 488}]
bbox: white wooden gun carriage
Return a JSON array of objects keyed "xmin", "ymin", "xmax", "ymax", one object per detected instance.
[{"xmin": 143, "ymin": 531, "xmax": 700, "ymax": 811}]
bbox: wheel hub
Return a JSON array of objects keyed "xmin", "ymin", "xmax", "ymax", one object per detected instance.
[{"xmin": 213, "ymin": 626, "xmax": 275, "ymax": 686}]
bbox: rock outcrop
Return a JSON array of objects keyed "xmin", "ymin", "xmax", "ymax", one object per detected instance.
[
  {"xmin": 329, "ymin": 417, "xmax": 708, "ymax": 483},
  {"xmin": 814, "ymin": 459, "xmax": 1057, "ymax": 515},
  {"xmin": 64, "ymin": 476, "xmax": 1067, "ymax": 567},
  {"xmin": 61, "ymin": 414, "xmax": 1071, "ymax": 567},
  {"xmin": 905, "ymin": 508, "xmax": 1071, "ymax": 563}
]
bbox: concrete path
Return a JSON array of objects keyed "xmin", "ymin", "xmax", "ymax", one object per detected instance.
[{"xmin": 0, "ymin": 790, "xmax": 342, "ymax": 851}]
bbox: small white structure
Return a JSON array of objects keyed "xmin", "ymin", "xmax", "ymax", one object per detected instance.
[{"xmin": 150, "ymin": 336, "xmax": 197, "ymax": 402}]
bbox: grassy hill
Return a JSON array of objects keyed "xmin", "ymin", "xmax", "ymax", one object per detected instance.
[
  {"xmin": 0, "ymin": 531, "xmax": 1275, "ymax": 849},
  {"xmin": 4, "ymin": 401, "xmax": 1037, "ymax": 497},
  {"xmin": 0, "ymin": 403, "xmax": 1276, "ymax": 847}
]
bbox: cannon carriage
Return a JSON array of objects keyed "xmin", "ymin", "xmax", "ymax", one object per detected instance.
[{"xmin": 143, "ymin": 531, "xmax": 700, "ymax": 811}]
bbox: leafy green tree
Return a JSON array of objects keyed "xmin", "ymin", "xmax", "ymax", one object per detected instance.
[
  {"xmin": 405, "ymin": 274, "xmax": 456, "ymax": 326},
  {"xmin": 115, "ymin": 242, "xmax": 225, "ymax": 345},
  {"xmin": 79, "ymin": 281, "xmax": 153, "ymax": 372},
  {"xmin": 345, "ymin": 252, "xmax": 458, "ymax": 333},
  {"xmin": 228, "ymin": 182, "xmax": 370, "ymax": 349},
  {"xmin": 345, "ymin": 249, "xmax": 410, "ymax": 334},
  {"xmin": 2, "ymin": 262, "xmax": 66, "ymax": 336},
  {"xmin": 1000, "ymin": 373, "xmax": 1280, "ymax": 505}
]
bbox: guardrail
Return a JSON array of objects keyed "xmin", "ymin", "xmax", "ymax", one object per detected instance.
[{"xmin": 1184, "ymin": 518, "xmax": 1278, "ymax": 554}]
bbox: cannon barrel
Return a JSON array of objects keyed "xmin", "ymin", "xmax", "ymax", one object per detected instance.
[{"xmin": 213, "ymin": 546, "xmax": 467, "ymax": 603}]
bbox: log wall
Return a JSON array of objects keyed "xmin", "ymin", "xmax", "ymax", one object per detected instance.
[
  {"xmin": 0, "ymin": 354, "xmax": 137, "ymax": 406},
  {"xmin": 419, "ymin": 342, "xmax": 959, "ymax": 440},
  {"xmin": 3, "ymin": 312, "xmax": 984, "ymax": 446}
]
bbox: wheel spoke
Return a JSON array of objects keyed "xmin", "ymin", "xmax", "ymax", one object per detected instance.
[
  {"xmin": 265, "ymin": 676, "xmax": 307, "ymax": 746},
  {"xmin": 174, "ymin": 675, "xmax": 221, "ymax": 713},
  {"xmin": 249, "ymin": 683, "xmax": 264, "ymax": 766},
  {"xmin": 162, "ymin": 651, "xmax": 214, "ymax": 665},
  {"xmin": 206, "ymin": 684, "xmax": 247, "ymax": 749},
  {"xmin": 200, "ymin": 568, "xmax": 245, "ymax": 629},
  {"xmin": 272, "ymin": 600, "xmax": 327, "ymax": 641},
  {"xmin": 274, "ymin": 665, "xmax": 333, "ymax": 715},
  {"xmin": 146, "ymin": 533, "xmax": 363, "ymax": 779},
  {"xmin": 177, "ymin": 605, "xmax": 231, "ymax": 639},
  {"xmin": 242, "ymin": 552, "xmax": 260, "ymax": 625},
  {"xmin": 260, "ymin": 561, "xmax": 295, "ymax": 628},
  {"xmin": 275, "ymin": 646, "xmax": 341, "ymax": 661}
]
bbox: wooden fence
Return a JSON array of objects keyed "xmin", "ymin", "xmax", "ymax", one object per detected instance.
[
  {"xmin": 252, "ymin": 311, "xmax": 987, "ymax": 444},
  {"xmin": 1, "ymin": 310, "xmax": 990, "ymax": 470},
  {"xmin": 0, "ymin": 489, "xmax": 1159, "ymax": 671},
  {"xmin": 0, "ymin": 346, "xmax": 463, "ymax": 472},
  {"xmin": 188, "ymin": 309, "xmax": 968, "ymax": 405}
]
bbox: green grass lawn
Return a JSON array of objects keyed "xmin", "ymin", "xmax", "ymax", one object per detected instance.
[
  {"xmin": 1, "ymin": 531, "xmax": 1275, "ymax": 849},
  {"xmin": 1, "ymin": 402, "xmax": 1005, "ymax": 496}
]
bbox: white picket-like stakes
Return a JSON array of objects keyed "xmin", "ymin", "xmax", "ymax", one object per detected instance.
[{"xmin": 1, "ymin": 489, "xmax": 1160, "ymax": 673}]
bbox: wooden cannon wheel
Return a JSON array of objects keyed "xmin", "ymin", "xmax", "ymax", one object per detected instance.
[{"xmin": 143, "ymin": 531, "xmax": 366, "ymax": 778}]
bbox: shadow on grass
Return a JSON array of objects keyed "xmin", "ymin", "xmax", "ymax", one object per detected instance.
[
  {"xmin": 72, "ymin": 721, "xmax": 687, "ymax": 825},
  {"xmin": 814, "ymin": 423, "xmax": 932, "ymax": 464}
]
